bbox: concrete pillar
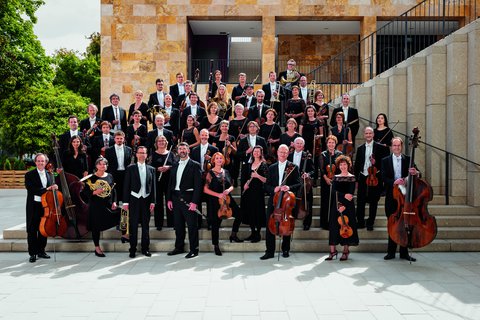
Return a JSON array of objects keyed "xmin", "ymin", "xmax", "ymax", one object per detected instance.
[
  {"xmin": 385, "ymin": 67, "xmax": 407, "ymax": 147},
  {"xmin": 446, "ymin": 33, "xmax": 468, "ymax": 204},
  {"xmin": 360, "ymin": 16, "xmax": 377, "ymax": 82},
  {"xmin": 262, "ymin": 16, "xmax": 276, "ymax": 83},
  {"xmin": 351, "ymin": 86, "xmax": 372, "ymax": 146},
  {"xmin": 371, "ymin": 76, "xmax": 389, "ymax": 119},
  {"xmin": 425, "ymin": 43, "xmax": 447, "ymax": 196}
]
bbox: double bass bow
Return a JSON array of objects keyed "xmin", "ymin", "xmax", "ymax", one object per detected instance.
[{"xmin": 388, "ymin": 127, "xmax": 437, "ymax": 249}]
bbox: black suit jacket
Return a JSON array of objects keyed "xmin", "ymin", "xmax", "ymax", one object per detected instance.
[
  {"xmin": 180, "ymin": 105, "xmax": 207, "ymax": 131},
  {"xmin": 247, "ymin": 103, "xmax": 270, "ymax": 123},
  {"xmin": 190, "ymin": 144, "xmax": 219, "ymax": 171},
  {"xmin": 105, "ymin": 145, "xmax": 133, "ymax": 173},
  {"xmin": 101, "ymin": 105, "xmax": 128, "ymax": 132},
  {"xmin": 262, "ymin": 83, "xmax": 284, "ymax": 106},
  {"xmin": 239, "ymin": 96, "xmax": 257, "ymax": 109},
  {"xmin": 330, "ymin": 106, "xmax": 359, "ymax": 139},
  {"xmin": 299, "ymin": 87, "xmax": 311, "ymax": 104},
  {"xmin": 79, "ymin": 117, "xmax": 102, "ymax": 136},
  {"xmin": 264, "ymin": 161, "xmax": 301, "ymax": 196},
  {"xmin": 354, "ymin": 142, "xmax": 390, "ymax": 182},
  {"xmin": 25, "ymin": 169, "xmax": 53, "ymax": 232},
  {"xmin": 123, "ymin": 163, "xmax": 156, "ymax": 205},
  {"xmin": 167, "ymin": 158, "xmax": 202, "ymax": 205},
  {"xmin": 161, "ymin": 107, "xmax": 180, "ymax": 136},
  {"xmin": 287, "ymin": 151, "xmax": 315, "ymax": 178},
  {"xmin": 146, "ymin": 128, "xmax": 174, "ymax": 154},
  {"xmin": 91, "ymin": 134, "xmax": 115, "ymax": 160},
  {"xmin": 147, "ymin": 91, "xmax": 167, "ymax": 109},
  {"xmin": 237, "ymin": 135, "xmax": 268, "ymax": 164},
  {"xmin": 58, "ymin": 131, "xmax": 85, "ymax": 156},
  {"xmin": 169, "ymin": 83, "xmax": 182, "ymax": 103},
  {"xmin": 381, "ymin": 154, "xmax": 411, "ymax": 216}
]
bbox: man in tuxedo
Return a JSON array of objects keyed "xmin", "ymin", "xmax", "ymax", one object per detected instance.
[
  {"xmin": 262, "ymin": 71, "xmax": 283, "ymax": 115},
  {"xmin": 180, "ymin": 92, "xmax": 207, "ymax": 131},
  {"xmin": 248, "ymin": 89, "xmax": 270, "ymax": 124},
  {"xmin": 101, "ymin": 93, "xmax": 127, "ymax": 133},
  {"xmin": 330, "ymin": 94, "xmax": 359, "ymax": 143},
  {"xmin": 91, "ymin": 121, "xmax": 115, "ymax": 161},
  {"xmin": 277, "ymin": 59, "xmax": 302, "ymax": 100},
  {"xmin": 123, "ymin": 146, "xmax": 156, "ymax": 258},
  {"xmin": 146, "ymin": 114, "xmax": 174, "ymax": 156},
  {"xmin": 79, "ymin": 103, "xmax": 102, "ymax": 136},
  {"xmin": 298, "ymin": 76, "xmax": 310, "ymax": 105},
  {"xmin": 381, "ymin": 137, "xmax": 418, "ymax": 261},
  {"xmin": 161, "ymin": 94, "xmax": 180, "ymax": 135},
  {"xmin": 59, "ymin": 115, "xmax": 84, "ymax": 156},
  {"xmin": 167, "ymin": 142, "xmax": 203, "ymax": 258},
  {"xmin": 354, "ymin": 127, "xmax": 389, "ymax": 230},
  {"xmin": 175, "ymin": 80, "xmax": 194, "ymax": 109},
  {"xmin": 260, "ymin": 144, "xmax": 301, "ymax": 260},
  {"xmin": 231, "ymin": 72, "xmax": 247, "ymax": 103},
  {"xmin": 288, "ymin": 137, "xmax": 315, "ymax": 230},
  {"xmin": 237, "ymin": 121, "xmax": 268, "ymax": 170},
  {"xmin": 148, "ymin": 78, "xmax": 167, "ymax": 110},
  {"xmin": 239, "ymin": 84, "xmax": 256, "ymax": 110},
  {"xmin": 25, "ymin": 153, "xmax": 58, "ymax": 262},
  {"xmin": 105, "ymin": 131, "xmax": 132, "ymax": 204},
  {"xmin": 169, "ymin": 72, "xmax": 185, "ymax": 104}
]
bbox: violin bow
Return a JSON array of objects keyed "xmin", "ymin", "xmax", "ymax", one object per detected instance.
[{"xmin": 378, "ymin": 120, "xmax": 400, "ymax": 144}]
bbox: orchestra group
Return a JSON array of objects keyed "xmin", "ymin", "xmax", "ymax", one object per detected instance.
[{"xmin": 26, "ymin": 59, "xmax": 421, "ymax": 263}]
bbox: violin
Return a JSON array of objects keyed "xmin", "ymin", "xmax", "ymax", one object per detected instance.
[
  {"xmin": 268, "ymin": 163, "xmax": 296, "ymax": 236},
  {"xmin": 217, "ymin": 170, "xmax": 233, "ymax": 219},
  {"xmin": 326, "ymin": 164, "xmax": 336, "ymax": 180},
  {"xmin": 388, "ymin": 127, "xmax": 437, "ymax": 249},
  {"xmin": 366, "ymin": 154, "xmax": 379, "ymax": 187},
  {"xmin": 336, "ymin": 120, "xmax": 354, "ymax": 158},
  {"xmin": 222, "ymin": 139, "xmax": 233, "ymax": 166},
  {"xmin": 337, "ymin": 202, "xmax": 353, "ymax": 238},
  {"xmin": 39, "ymin": 164, "xmax": 68, "ymax": 238}
]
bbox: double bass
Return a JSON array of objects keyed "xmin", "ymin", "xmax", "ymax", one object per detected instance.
[
  {"xmin": 388, "ymin": 128, "xmax": 437, "ymax": 248},
  {"xmin": 268, "ymin": 163, "xmax": 296, "ymax": 237}
]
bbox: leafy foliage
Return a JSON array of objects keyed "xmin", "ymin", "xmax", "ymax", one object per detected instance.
[{"xmin": 0, "ymin": 86, "xmax": 88, "ymax": 156}]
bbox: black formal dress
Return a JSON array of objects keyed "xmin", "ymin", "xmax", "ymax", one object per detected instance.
[
  {"xmin": 319, "ymin": 150, "xmax": 342, "ymax": 229},
  {"xmin": 125, "ymin": 124, "xmax": 147, "ymax": 150},
  {"xmin": 328, "ymin": 174, "xmax": 359, "ymax": 246},
  {"xmin": 285, "ymin": 98, "xmax": 305, "ymax": 122},
  {"xmin": 151, "ymin": 151, "xmax": 177, "ymax": 229},
  {"xmin": 62, "ymin": 151, "xmax": 88, "ymax": 179},
  {"xmin": 199, "ymin": 116, "xmax": 223, "ymax": 144},
  {"xmin": 181, "ymin": 127, "xmax": 198, "ymax": 148},
  {"xmin": 330, "ymin": 106, "xmax": 359, "ymax": 142},
  {"xmin": 374, "ymin": 128, "xmax": 394, "ymax": 147},
  {"xmin": 240, "ymin": 162, "xmax": 268, "ymax": 232},
  {"xmin": 127, "ymin": 102, "xmax": 150, "ymax": 126},
  {"xmin": 279, "ymin": 132, "xmax": 301, "ymax": 149},
  {"xmin": 212, "ymin": 134, "xmax": 235, "ymax": 175},
  {"xmin": 301, "ymin": 118, "xmax": 322, "ymax": 181},
  {"xmin": 330, "ymin": 125, "xmax": 351, "ymax": 150}
]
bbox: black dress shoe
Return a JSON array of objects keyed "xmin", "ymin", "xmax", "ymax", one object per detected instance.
[
  {"xmin": 357, "ymin": 223, "xmax": 366, "ymax": 229},
  {"xmin": 384, "ymin": 254, "xmax": 396, "ymax": 260},
  {"xmin": 366, "ymin": 226, "xmax": 374, "ymax": 231},
  {"xmin": 400, "ymin": 255, "xmax": 416, "ymax": 262},
  {"xmin": 94, "ymin": 250, "xmax": 106, "ymax": 258},
  {"xmin": 37, "ymin": 252, "xmax": 50, "ymax": 259},
  {"xmin": 29, "ymin": 255, "xmax": 36, "ymax": 263},
  {"xmin": 129, "ymin": 252, "xmax": 136, "ymax": 258},
  {"xmin": 185, "ymin": 251, "xmax": 198, "ymax": 259},
  {"xmin": 229, "ymin": 235, "xmax": 244, "ymax": 243},
  {"xmin": 260, "ymin": 252, "xmax": 274, "ymax": 260},
  {"xmin": 214, "ymin": 245, "xmax": 222, "ymax": 256},
  {"xmin": 142, "ymin": 250, "xmax": 152, "ymax": 257},
  {"xmin": 120, "ymin": 236, "xmax": 129, "ymax": 243},
  {"xmin": 303, "ymin": 225, "xmax": 310, "ymax": 231},
  {"xmin": 282, "ymin": 251, "xmax": 290, "ymax": 258},
  {"xmin": 156, "ymin": 227, "xmax": 162, "ymax": 231},
  {"xmin": 167, "ymin": 248, "xmax": 185, "ymax": 256}
]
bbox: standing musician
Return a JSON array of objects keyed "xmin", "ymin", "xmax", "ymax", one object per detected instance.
[
  {"xmin": 161, "ymin": 94, "xmax": 180, "ymax": 135},
  {"xmin": 354, "ymin": 127, "xmax": 389, "ymax": 230},
  {"xmin": 212, "ymin": 120, "xmax": 237, "ymax": 179},
  {"xmin": 248, "ymin": 89, "xmax": 269, "ymax": 124},
  {"xmin": 128, "ymin": 90, "xmax": 149, "ymax": 126},
  {"xmin": 169, "ymin": 72, "xmax": 185, "ymax": 104},
  {"xmin": 381, "ymin": 137, "xmax": 418, "ymax": 261},
  {"xmin": 203, "ymin": 152, "xmax": 244, "ymax": 256},
  {"xmin": 279, "ymin": 118, "xmax": 301, "ymax": 150},
  {"xmin": 278, "ymin": 59, "xmax": 302, "ymax": 99},
  {"xmin": 180, "ymin": 92, "xmax": 207, "ymax": 132},
  {"xmin": 285, "ymin": 85, "xmax": 306, "ymax": 122},
  {"xmin": 25, "ymin": 153, "xmax": 57, "ymax": 263},
  {"xmin": 325, "ymin": 155, "xmax": 358, "ymax": 262},
  {"xmin": 102, "ymin": 93, "xmax": 127, "ymax": 133},
  {"xmin": 239, "ymin": 84, "xmax": 256, "ymax": 110},
  {"xmin": 329, "ymin": 94, "xmax": 359, "ymax": 144},
  {"xmin": 319, "ymin": 135, "xmax": 342, "ymax": 230},
  {"xmin": 151, "ymin": 135, "xmax": 176, "ymax": 230},
  {"xmin": 260, "ymin": 144, "xmax": 301, "ymax": 260},
  {"xmin": 262, "ymin": 71, "xmax": 283, "ymax": 115},
  {"xmin": 146, "ymin": 114, "xmax": 174, "ymax": 156},
  {"xmin": 199, "ymin": 101, "xmax": 223, "ymax": 143},
  {"xmin": 104, "ymin": 130, "xmax": 132, "ymax": 205},
  {"xmin": 59, "ymin": 115, "xmax": 85, "ymax": 156},
  {"xmin": 91, "ymin": 121, "xmax": 114, "ymax": 161},
  {"xmin": 237, "ymin": 121, "xmax": 268, "ymax": 182},
  {"xmin": 174, "ymin": 79, "xmax": 193, "ymax": 108},
  {"xmin": 228, "ymin": 104, "xmax": 249, "ymax": 186},
  {"xmin": 191, "ymin": 129, "xmax": 219, "ymax": 229},
  {"xmin": 181, "ymin": 115, "xmax": 201, "ymax": 149},
  {"xmin": 299, "ymin": 105, "xmax": 322, "ymax": 185},
  {"xmin": 122, "ymin": 146, "xmax": 156, "ymax": 258},
  {"xmin": 374, "ymin": 113, "xmax": 394, "ymax": 147},
  {"xmin": 148, "ymin": 78, "xmax": 167, "ymax": 110},
  {"xmin": 258, "ymin": 109, "xmax": 281, "ymax": 164},
  {"xmin": 125, "ymin": 110, "xmax": 147, "ymax": 157},
  {"xmin": 167, "ymin": 142, "xmax": 203, "ymax": 259},
  {"xmin": 330, "ymin": 111, "xmax": 353, "ymax": 152},
  {"xmin": 212, "ymin": 83, "xmax": 232, "ymax": 120},
  {"xmin": 62, "ymin": 135, "xmax": 89, "ymax": 179},
  {"xmin": 241, "ymin": 146, "xmax": 268, "ymax": 243},
  {"xmin": 83, "ymin": 157, "xmax": 119, "ymax": 257},
  {"xmin": 312, "ymin": 90, "xmax": 329, "ymax": 151},
  {"xmin": 208, "ymin": 69, "xmax": 224, "ymax": 102},
  {"xmin": 79, "ymin": 103, "xmax": 102, "ymax": 137},
  {"xmin": 298, "ymin": 76, "xmax": 310, "ymax": 105},
  {"xmin": 288, "ymin": 137, "xmax": 315, "ymax": 230},
  {"xmin": 231, "ymin": 72, "xmax": 247, "ymax": 103}
]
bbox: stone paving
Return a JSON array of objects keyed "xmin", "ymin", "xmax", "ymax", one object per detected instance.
[{"xmin": 1, "ymin": 189, "xmax": 479, "ymax": 320}]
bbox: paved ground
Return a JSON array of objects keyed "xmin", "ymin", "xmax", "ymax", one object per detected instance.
[{"xmin": 1, "ymin": 189, "xmax": 479, "ymax": 320}]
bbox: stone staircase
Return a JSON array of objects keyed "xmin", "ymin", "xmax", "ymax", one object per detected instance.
[{"xmin": 2, "ymin": 188, "xmax": 479, "ymax": 253}]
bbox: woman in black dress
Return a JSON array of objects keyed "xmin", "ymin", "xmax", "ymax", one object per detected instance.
[
  {"xmin": 228, "ymin": 104, "xmax": 249, "ymax": 186},
  {"xmin": 259, "ymin": 109, "xmax": 281, "ymax": 165},
  {"xmin": 62, "ymin": 135, "xmax": 88, "ymax": 179},
  {"xmin": 374, "ymin": 113, "xmax": 394, "ymax": 147},
  {"xmin": 299, "ymin": 105, "xmax": 322, "ymax": 183},
  {"xmin": 240, "ymin": 146, "xmax": 268, "ymax": 242},
  {"xmin": 200, "ymin": 101, "xmax": 223, "ymax": 143},
  {"xmin": 285, "ymin": 85, "xmax": 306, "ymax": 122},
  {"xmin": 312, "ymin": 90, "xmax": 329, "ymax": 151},
  {"xmin": 325, "ymin": 155, "xmax": 358, "ymax": 261},
  {"xmin": 181, "ymin": 114, "xmax": 200, "ymax": 149},
  {"xmin": 203, "ymin": 152, "xmax": 244, "ymax": 256},
  {"xmin": 83, "ymin": 157, "xmax": 119, "ymax": 257},
  {"xmin": 329, "ymin": 111, "xmax": 352, "ymax": 153},
  {"xmin": 279, "ymin": 118, "xmax": 301, "ymax": 151},
  {"xmin": 128, "ymin": 90, "xmax": 149, "ymax": 126},
  {"xmin": 319, "ymin": 135, "xmax": 342, "ymax": 230},
  {"xmin": 213, "ymin": 120, "xmax": 236, "ymax": 177},
  {"xmin": 126, "ymin": 110, "xmax": 147, "ymax": 153},
  {"xmin": 151, "ymin": 135, "xmax": 177, "ymax": 230}
]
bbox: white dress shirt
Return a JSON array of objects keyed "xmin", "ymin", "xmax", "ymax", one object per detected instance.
[
  {"xmin": 115, "ymin": 145, "xmax": 125, "ymax": 170},
  {"xmin": 175, "ymin": 158, "xmax": 189, "ymax": 190},
  {"xmin": 362, "ymin": 142, "xmax": 373, "ymax": 176},
  {"xmin": 293, "ymin": 151, "xmax": 302, "ymax": 168},
  {"xmin": 278, "ymin": 160, "xmax": 287, "ymax": 186},
  {"xmin": 156, "ymin": 91, "xmax": 164, "ymax": 107},
  {"xmin": 393, "ymin": 154, "xmax": 402, "ymax": 180}
]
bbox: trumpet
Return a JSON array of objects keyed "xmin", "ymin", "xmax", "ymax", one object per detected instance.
[
  {"xmin": 270, "ymin": 81, "xmax": 281, "ymax": 105},
  {"xmin": 308, "ymin": 80, "xmax": 316, "ymax": 105},
  {"xmin": 85, "ymin": 179, "xmax": 115, "ymax": 198},
  {"xmin": 119, "ymin": 208, "xmax": 129, "ymax": 235}
]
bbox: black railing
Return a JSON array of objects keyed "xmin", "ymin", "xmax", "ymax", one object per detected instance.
[
  {"xmin": 357, "ymin": 115, "xmax": 480, "ymax": 205},
  {"xmin": 190, "ymin": 59, "xmax": 262, "ymax": 84},
  {"xmin": 307, "ymin": 0, "xmax": 479, "ymax": 102}
]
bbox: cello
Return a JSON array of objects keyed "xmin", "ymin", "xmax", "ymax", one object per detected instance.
[
  {"xmin": 51, "ymin": 134, "xmax": 89, "ymax": 239},
  {"xmin": 388, "ymin": 128, "xmax": 437, "ymax": 249},
  {"xmin": 268, "ymin": 163, "xmax": 296, "ymax": 237}
]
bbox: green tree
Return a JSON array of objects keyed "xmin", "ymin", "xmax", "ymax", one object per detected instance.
[
  {"xmin": 0, "ymin": 85, "xmax": 88, "ymax": 157},
  {"xmin": 0, "ymin": 0, "xmax": 52, "ymax": 99}
]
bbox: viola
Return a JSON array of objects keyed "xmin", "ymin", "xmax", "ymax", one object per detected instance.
[
  {"xmin": 39, "ymin": 164, "xmax": 68, "ymax": 238},
  {"xmin": 268, "ymin": 163, "xmax": 296, "ymax": 236},
  {"xmin": 366, "ymin": 155, "xmax": 379, "ymax": 187},
  {"xmin": 337, "ymin": 203, "xmax": 353, "ymax": 238},
  {"xmin": 388, "ymin": 128, "xmax": 437, "ymax": 249},
  {"xmin": 326, "ymin": 164, "xmax": 336, "ymax": 180},
  {"xmin": 336, "ymin": 122, "xmax": 354, "ymax": 158}
]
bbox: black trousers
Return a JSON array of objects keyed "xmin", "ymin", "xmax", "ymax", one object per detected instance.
[
  {"xmin": 299, "ymin": 190, "xmax": 314, "ymax": 227},
  {"xmin": 154, "ymin": 180, "xmax": 173, "ymax": 228},
  {"xmin": 356, "ymin": 175, "xmax": 381, "ymax": 227},
  {"xmin": 172, "ymin": 192, "xmax": 199, "ymax": 252},
  {"xmin": 112, "ymin": 170, "xmax": 126, "ymax": 202},
  {"xmin": 128, "ymin": 197, "xmax": 151, "ymax": 253},
  {"xmin": 27, "ymin": 202, "xmax": 47, "ymax": 256},
  {"xmin": 209, "ymin": 197, "xmax": 242, "ymax": 245}
]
